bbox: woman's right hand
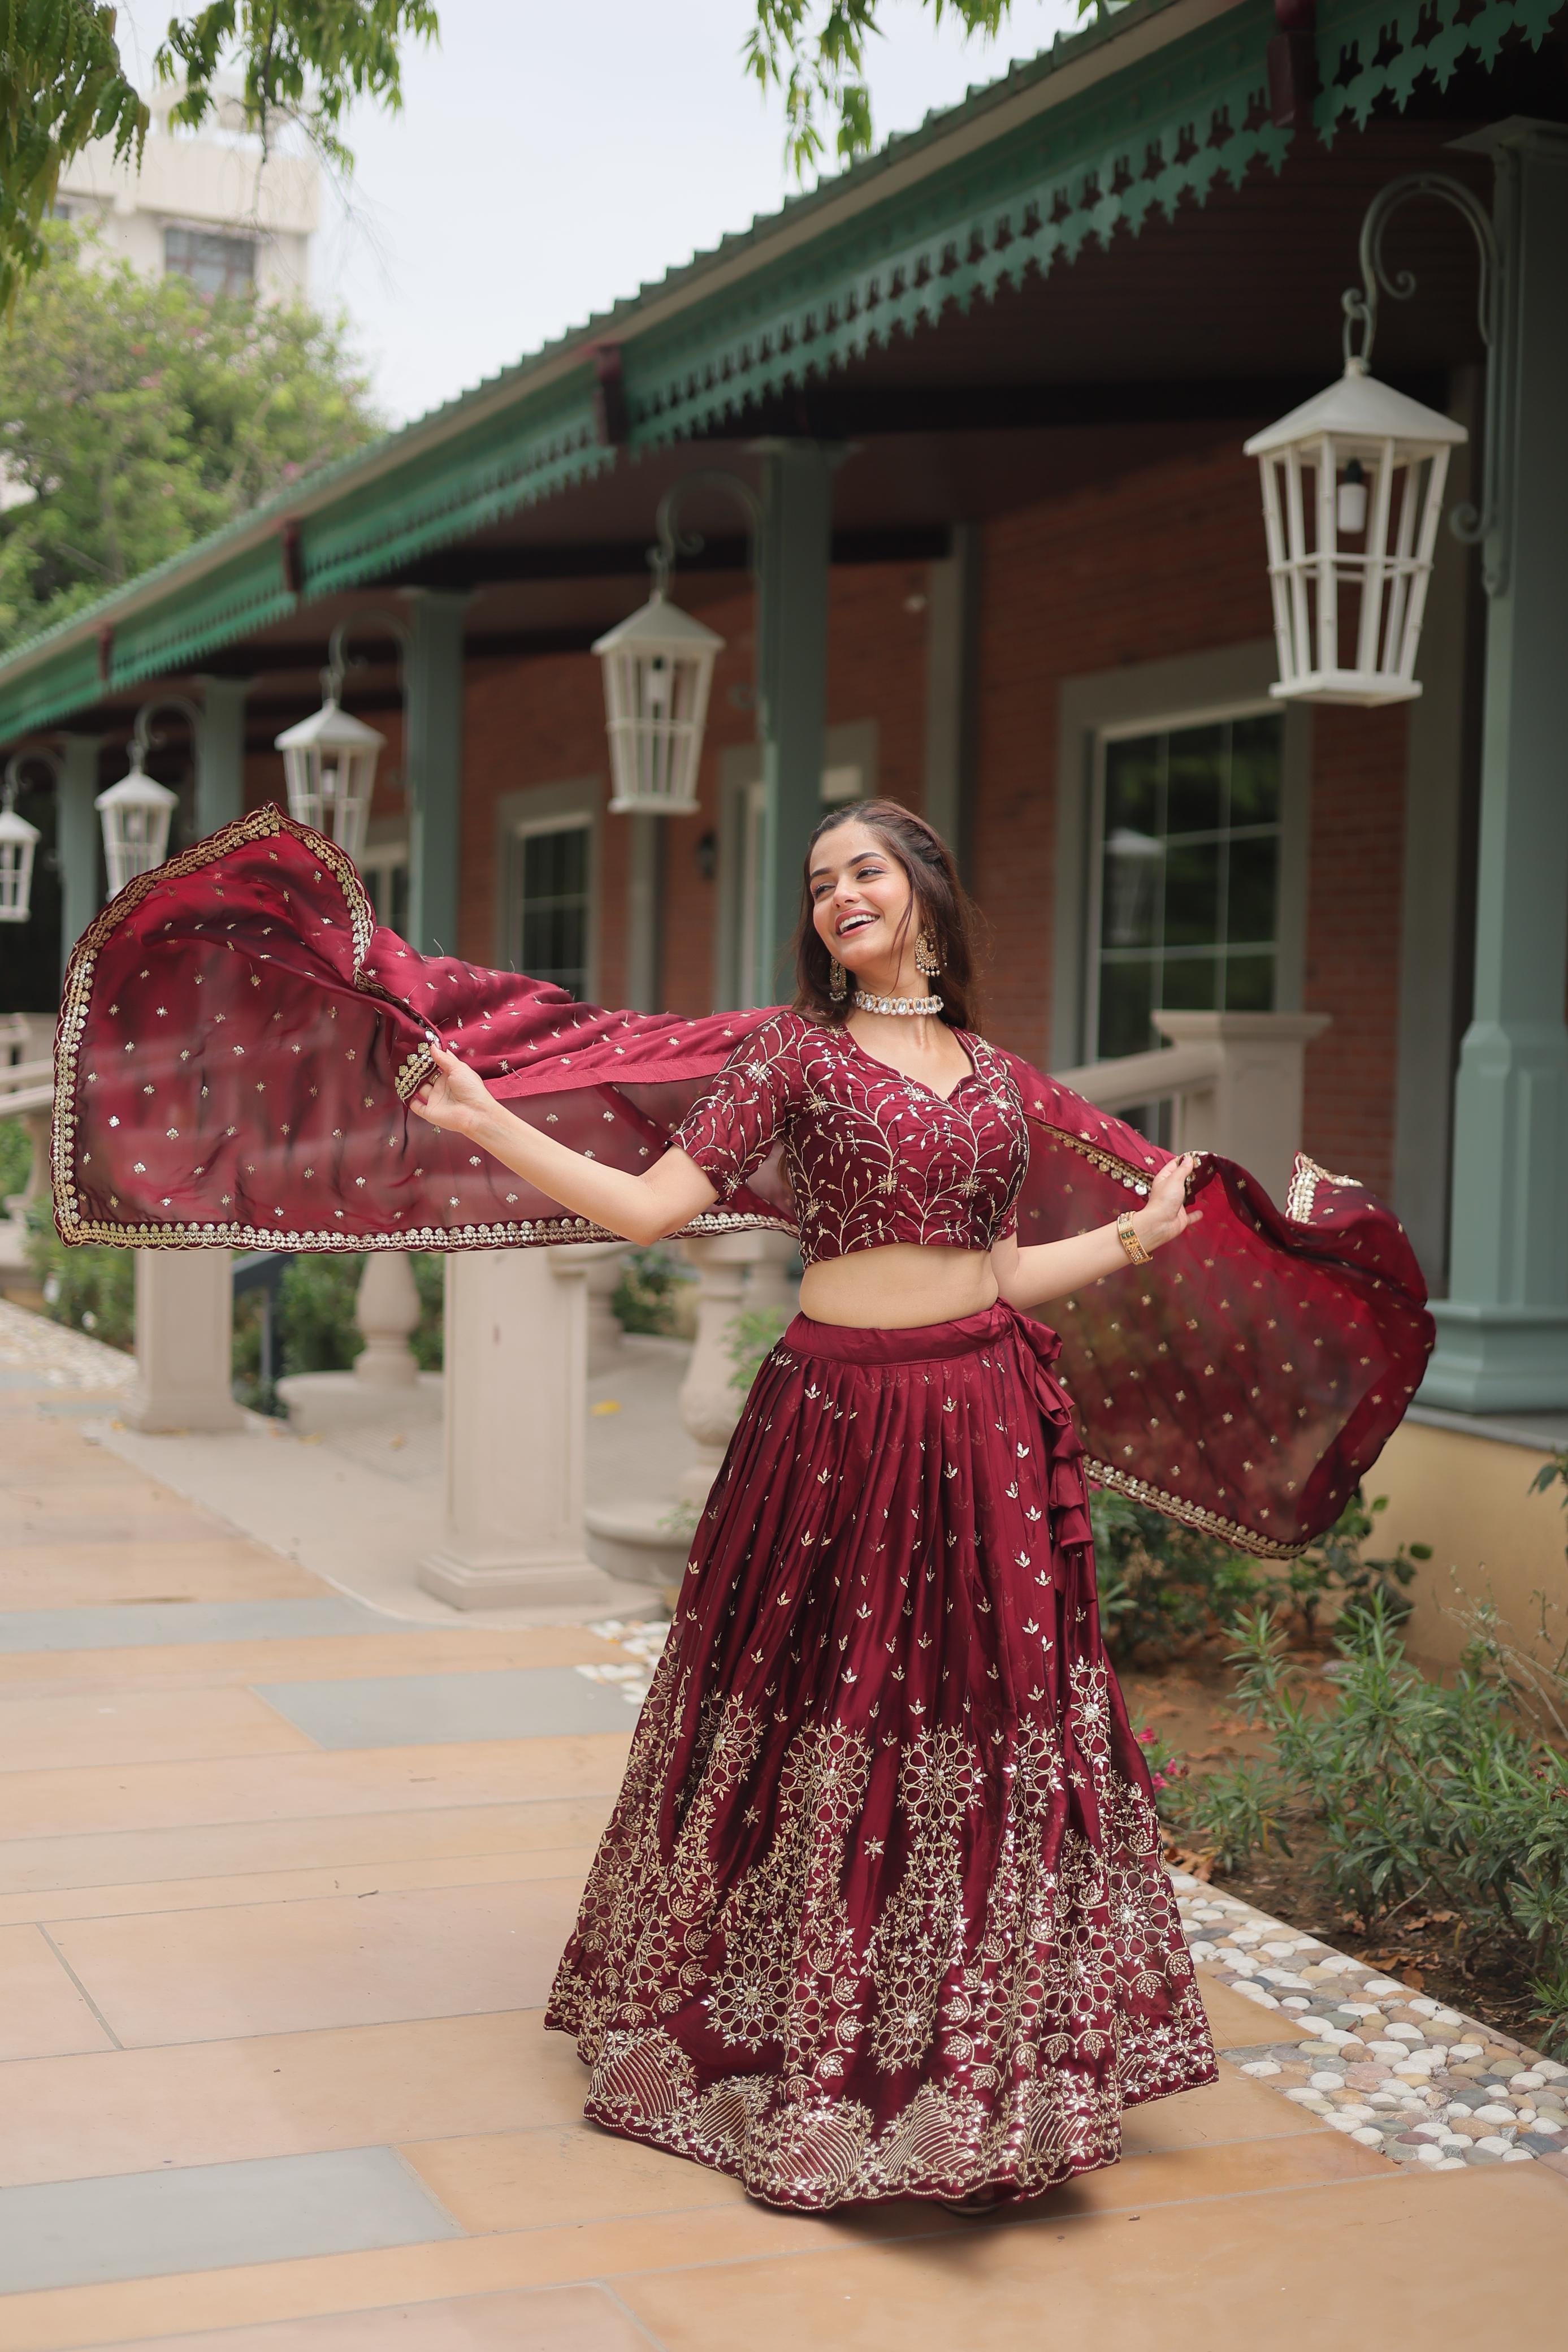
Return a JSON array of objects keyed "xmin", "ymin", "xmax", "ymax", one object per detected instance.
[{"xmin": 411, "ymin": 1042, "xmax": 496, "ymax": 1140}]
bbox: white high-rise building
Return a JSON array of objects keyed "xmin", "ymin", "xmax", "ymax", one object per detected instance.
[{"xmin": 54, "ymin": 84, "xmax": 319, "ymax": 303}]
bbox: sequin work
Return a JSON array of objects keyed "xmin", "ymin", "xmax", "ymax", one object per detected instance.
[
  {"xmin": 672, "ymin": 1011, "xmax": 1026, "ymax": 1267},
  {"xmin": 546, "ymin": 1304, "xmax": 1218, "ymax": 2211}
]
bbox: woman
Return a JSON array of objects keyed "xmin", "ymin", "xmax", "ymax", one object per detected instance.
[
  {"xmin": 409, "ymin": 798, "xmax": 1216, "ymax": 2212},
  {"xmin": 53, "ymin": 793, "xmax": 1432, "ymax": 2211}
]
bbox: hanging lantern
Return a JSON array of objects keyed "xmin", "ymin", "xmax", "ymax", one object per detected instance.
[
  {"xmin": 1245, "ymin": 360, "xmax": 1468, "ymax": 706},
  {"xmin": 274, "ymin": 698, "xmax": 385, "ymax": 864},
  {"xmin": 0, "ymin": 789, "xmax": 40, "ymax": 923},
  {"xmin": 594, "ymin": 590, "xmax": 725, "ymax": 814},
  {"xmin": 96, "ymin": 750, "xmax": 178, "ymax": 896}
]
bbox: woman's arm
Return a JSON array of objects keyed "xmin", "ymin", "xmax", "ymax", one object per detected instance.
[
  {"xmin": 410, "ymin": 1044, "xmax": 718, "ymax": 1245},
  {"xmin": 990, "ymin": 1153, "xmax": 1199, "ymax": 1311}
]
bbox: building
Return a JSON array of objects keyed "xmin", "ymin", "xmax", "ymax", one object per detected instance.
[
  {"xmin": 54, "ymin": 82, "xmax": 319, "ymax": 304},
  {"xmin": 0, "ymin": 0, "xmax": 1564, "ymax": 1644}
]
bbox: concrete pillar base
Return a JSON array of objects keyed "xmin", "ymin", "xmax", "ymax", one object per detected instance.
[
  {"xmin": 418, "ymin": 1545, "xmax": 661, "ymax": 1620},
  {"xmin": 1421, "ymin": 1301, "xmax": 1568, "ymax": 1414},
  {"xmin": 584, "ymin": 1497, "xmax": 694, "ymax": 1590}
]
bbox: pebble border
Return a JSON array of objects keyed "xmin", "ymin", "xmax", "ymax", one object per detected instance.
[
  {"xmin": 1172, "ymin": 1872, "xmax": 1568, "ymax": 2177},
  {"xmin": 0, "ymin": 1298, "xmax": 135, "ymax": 1389}
]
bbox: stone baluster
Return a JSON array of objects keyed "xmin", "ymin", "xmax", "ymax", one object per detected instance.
[
  {"xmin": 351, "ymin": 1253, "xmax": 422, "ymax": 1390},
  {"xmin": 675, "ymin": 1231, "xmax": 768, "ymax": 1506},
  {"xmin": 581, "ymin": 1240, "xmax": 634, "ymax": 1377}
]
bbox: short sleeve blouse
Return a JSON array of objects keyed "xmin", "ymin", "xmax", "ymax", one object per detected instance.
[{"xmin": 672, "ymin": 1010, "xmax": 1028, "ymax": 1268}]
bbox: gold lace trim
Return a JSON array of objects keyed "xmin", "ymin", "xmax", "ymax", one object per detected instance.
[
  {"xmin": 1084, "ymin": 1456, "xmax": 1306, "ymax": 1562},
  {"xmin": 1286, "ymin": 1152, "xmax": 1361, "ymax": 1225}
]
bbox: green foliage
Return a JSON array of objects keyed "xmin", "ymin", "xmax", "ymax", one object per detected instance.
[
  {"xmin": 1170, "ymin": 1599, "xmax": 1568, "ymax": 2053},
  {"xmin": 0, "ymin": 1111, "xmax": 31, "ymax": 1198},
  {"xmin": 1276, "ymin": 1490, "xmax": 1430, "ymax": 1640},
  {"xmin": 727, "ymin": 1305, "xmax": 791, "ymax": 1395},
  {"xmin": 275, "ymin": 1251, "xmax": 443, "ymax": 1374},
  {"xmin": 745, "ymin": 1, "xmax": 1099, "ymax": 179},
  {"xmin": 157, "ymin": 2, "xmax": 438, "ymax": 175},
  {"xmin": 0, "ymin": 3, "xmax": 436, "ymax": 310},
  {"xmin": 1091, "ymin": 1488, "xmax": 1262, "ymax": 1663},
  {"xmin": 0, "ymin": 226, "xmax": 379, "ymax": 651},
  {"xmin": 612, "ymin": 1245, "xmax": 690, "ymax": 1338},
  {"xmin": 24, "ymin": 1201, "xmax": 133, "ymax": 1346},
  {"xmin": 0, "ymin": 1, "xmax": 146, "ymax": 314}
]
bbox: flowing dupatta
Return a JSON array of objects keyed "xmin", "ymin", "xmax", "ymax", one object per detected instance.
[{"xmin": 53, "ymin": 807, "xmax": 1433, "ymax": 1561}]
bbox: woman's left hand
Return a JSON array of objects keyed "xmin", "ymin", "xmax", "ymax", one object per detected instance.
[{"xmin": 1133, "ymin": 1153, "xmax": 1201, "ymax": 1252}]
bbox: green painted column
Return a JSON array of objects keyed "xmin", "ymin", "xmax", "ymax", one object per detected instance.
[
  {"xmin": 405, "ymin": 591, "xmax": 468, "ymax": 957},
  {"xmin": 194, "ymin": 677, "xmax": 248, "ymax": 835},
  {"xmin": 1425, "ymin": 124, "xmax": 1568, "ymax": 1411},
  {"xmin": 55, "ymin": 735, "xmax": 102, "ymax": 980},
  {"xmin": 755, "ymin": 442, "xmax": 837, "ymax": 1004}
]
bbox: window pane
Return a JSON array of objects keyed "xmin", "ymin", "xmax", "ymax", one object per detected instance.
[
  {"xmin": 1159, "ymin": 955, "xmax": 1219, "ymax": 1011},
  {"xmin": 1165, "ymin": 724, "xmax": 1224, "ymax": 837},
  {"xmin": 1225, "ymin": 953, "xmax": 1276, "ymax": 1011},
  {"xmin": 1229, "ymin": 715, "xmax": 1283, "ymax": 827},
  {"xmin": 164, "ymin": 226, "xmax": 256, "ymax": 300},
  {"xmin": 1162, "ymin": 841, "xmax": 1222, "ymax": 945},
  {"xmin": 1097, "ymin": 958, "xmax": 1155, "ymax": 1060},
  {"xmin": 1104, "ymin": 737, "xmax": 1159, "ymax": 835},
  {"xmin": 1227, "ymin": 833, "xmax": 1279, "ymax": 946},
  {"xmin": 515, "ymin": 823, "xmax": 590, "ymax": 998}
]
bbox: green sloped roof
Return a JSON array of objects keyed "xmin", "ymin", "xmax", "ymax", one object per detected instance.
[{"xmin": 0, "ymin": 0, "xmax": 1557, "ymax": 740}]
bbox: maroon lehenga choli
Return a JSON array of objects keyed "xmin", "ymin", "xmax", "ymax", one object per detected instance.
[{"xmin": 51, "ymin": 808, "xmax": 1435, "ymax": 2210}]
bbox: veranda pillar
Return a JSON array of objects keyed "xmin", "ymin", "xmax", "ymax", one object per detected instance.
[
  {"xmin": 753, "ymin": 442, "xmax": 836, "ymax": 1003},
  {"xmin": 194, "ymin": 678, "xmax": 248, "ymax": 835},
  {"xmin": 405, "ymin": 591, "xmax": 467, "ymax": 957},
  {"xmin": 1426, "ymin": 124, "xmax": 1568, "ymax": 1411},
  {"xmin": 125, "ymin": 1251, "xmax": 242, "ymax": 1433},
  {"xmin": 55, "ymin": 736, "xmax": 101, "ymax": 980}
]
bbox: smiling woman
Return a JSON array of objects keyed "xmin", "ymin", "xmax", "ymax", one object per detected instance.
[{"xmin": 55, "ymin": 794, "xmax": 1432, "ymax": 2213}]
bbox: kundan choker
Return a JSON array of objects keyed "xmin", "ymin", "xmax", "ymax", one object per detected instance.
[{"xmin": 852, "ymin": 989, "xmax": 944, "ymax": 1017}]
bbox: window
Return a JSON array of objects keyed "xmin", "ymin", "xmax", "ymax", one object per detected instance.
[
  {"xmin": 509, "ymin": 820, "xmax": 592, "ymax": 998},
  {"xmin": 359, "ymin": 840, "xmax": 409, "ymax": 938},
  {"xmin": 164, "ymin": 226, "xmax": 256, "ymax": 299},
  {"xmin": 1090, "ymin": 712, "xmax": 1285, "ymax": 1060}
]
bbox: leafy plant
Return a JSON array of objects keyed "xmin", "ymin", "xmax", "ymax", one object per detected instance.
[
  {"xmin": 727, "ymin": 1306, "xmax": 791, "ymax": 1395},
  {"xmin": 0, "ymin": 1113, "xmax": 32, "ymax": 1200},
  {"xmin": 275, "ymin": 1251, "xmax": 443, "ymax": 1374},
  {"xmin": 1168, "ymin": 1597, "xmax": 1568, "ymax": 2037},
  {"xmin": 612, "ymin": 1245, "xmax": 693, "ymax": 1339},
  {"xmin": 24, "ymin": 1203, "xmax": 133, "ymax": 1347},
  {"xmin": 1090, "ymin": 1489, "xmax": 1262, "ymax": 1664}
]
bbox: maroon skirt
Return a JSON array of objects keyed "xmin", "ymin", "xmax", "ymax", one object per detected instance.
[{"xmin": 545, "ymin": 1303, "xmax": 1216, "ymax": 2210}]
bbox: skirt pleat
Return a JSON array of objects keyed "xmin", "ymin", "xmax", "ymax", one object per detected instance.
[{"xmin": 545, "ymin": 1302, "xmax": 1216, "ymax": 2210}]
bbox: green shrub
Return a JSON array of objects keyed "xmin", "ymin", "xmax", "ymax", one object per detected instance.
[
  {"xmin": 1169, "ymin": 1598, "xmax": 1568, "ymax": 2055},
  {"xmin": 727, "ymin": 1306, "xmax": 790, "ymax": 1394},
  {"xmin": 0, "ymin": 1114, "xmax": 33, "ymax": 1201},
  {"xmin": 276, "ymin": 1252, "xmax": 445, "ymax": 1375},
  {"xmin": 612, "ymin": 1244, "xmax": 692, "ymax": 1337},
  {"xmin": 24, "ymin": 1207, "xmax": 135, "ymax": 1349}
]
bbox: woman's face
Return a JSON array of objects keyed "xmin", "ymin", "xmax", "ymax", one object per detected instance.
[{"xmin": 808, "ymin": 820, "xmax": 917, "ymax": 985}]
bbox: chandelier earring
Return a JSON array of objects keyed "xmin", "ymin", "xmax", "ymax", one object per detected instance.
[
  {"xmin": 915, "ymin": 928, "xmax": 942, "ymax": 980},
  {"xmin": 828, "ymin": 956, "xmax": 848, "ymax": 1002}
]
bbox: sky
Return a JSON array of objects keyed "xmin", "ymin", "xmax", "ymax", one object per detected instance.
[{"xmin": 114, "ymin": 1, "xmax": 1082, "ymax": 426}]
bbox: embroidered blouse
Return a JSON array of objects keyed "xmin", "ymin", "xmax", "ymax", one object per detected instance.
[{"xmin": 672, "ymin": 1010, "xmax": 1028, "ymax": 1268}]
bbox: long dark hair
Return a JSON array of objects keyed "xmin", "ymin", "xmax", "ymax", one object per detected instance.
[{"xmin": 792, "ymin": 798, "xmax": 980, "ymax": 1030}]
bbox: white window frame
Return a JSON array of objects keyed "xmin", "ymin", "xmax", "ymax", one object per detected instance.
[
  {"xmin": 495, "ymin": 780, "xmax": 600, "ymax": 1000},
  {"xmin": 358, "ymin": 820, "xmax": 409, "ymax": 933},
  {"xmin": 716, "ymin": 721, "xmax": 878, "ymax": 1010},
  {"xmin": 1084, "ymin": 698, "xmax": 1297, "ymax": 1065},
  {"xmin": 1052, "ymin": 643, "xmax": 1310, "ymax": 1069}
]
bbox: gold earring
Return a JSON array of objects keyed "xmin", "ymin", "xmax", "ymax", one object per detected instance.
[
  {"xmin": 915, "ymin": 929, "xmax": 941, "ymax": 979},
  {"xmin": 829, "ymin": 957, "xmax": 848, "ymax": 1001}
]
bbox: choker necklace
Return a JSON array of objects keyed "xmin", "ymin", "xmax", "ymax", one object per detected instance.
[{"xmin": 852, "ymin": 989, "xmax": 944, "ymax": 1018}]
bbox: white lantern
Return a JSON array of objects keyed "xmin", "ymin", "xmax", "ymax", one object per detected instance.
[
  {"xmin": 274, "ymin": 698, "xmax": 385, "ymax": 864},
  {"xmin": 1245, "ymin": 359, "xmax": 1468, "ymax": 706},
  {"xmin": 0, "ymin": 792, "xmax": 40, "ymax": 923},
  {"xmin": 594, "ymin": 590, "xmax": 725, "ymax": 814},
  {"xmin": 96, "ymin": 752, "xmax": 179, "ymax": 896}
]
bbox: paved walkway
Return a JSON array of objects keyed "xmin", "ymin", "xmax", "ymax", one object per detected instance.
[{"xmin": 1, "ymin": 1314, "xmax": 1564, "ymax": 2350}]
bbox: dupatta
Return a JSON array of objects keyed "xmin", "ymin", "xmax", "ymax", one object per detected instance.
[{"xmin": 52, "ymin": 806, "xmax": 1433, "ymax": 1560}]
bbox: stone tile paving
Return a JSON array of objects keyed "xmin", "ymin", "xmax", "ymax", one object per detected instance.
[
  {"xmin": 576, "ymin": 1616, "xmax": 670, "ymax": 1704},
  {"xmin": 0, "ymin": 1296, "xmax": 133, "ymax": 1387},
  {"xmin": 1171, "ymin": 1870, "xmax": 1568, "ymax": 2176}
]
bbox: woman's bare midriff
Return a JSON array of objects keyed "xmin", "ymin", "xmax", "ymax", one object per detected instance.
[{"xmin": 797, "ymin": 1242, "xmax": 1000, "ymax": 1330}]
